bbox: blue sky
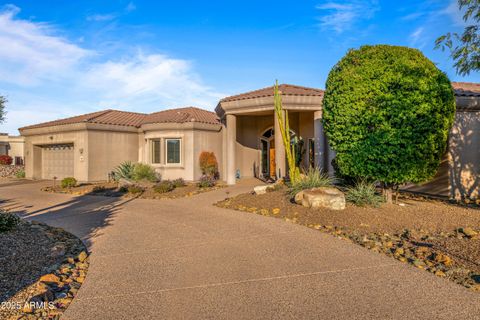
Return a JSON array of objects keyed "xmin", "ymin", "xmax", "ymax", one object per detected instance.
[{"xmin": 0, "ymin": 0, "xmax": 478, "ymax": 134}]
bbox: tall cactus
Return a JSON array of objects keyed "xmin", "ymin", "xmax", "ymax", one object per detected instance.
[{"xmin": 273, "ymin": 81, "xmax": 301, "ymax": 183}]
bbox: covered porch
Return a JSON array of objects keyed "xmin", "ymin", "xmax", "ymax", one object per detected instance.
[{"xmin": 216, "ymin": 84, "xmax": 335, "ymax": 185}]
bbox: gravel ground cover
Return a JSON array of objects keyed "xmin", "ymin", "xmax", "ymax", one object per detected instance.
[{"xmin": 216, "ymin": 187, "xmax": 480, "ymax": 291}]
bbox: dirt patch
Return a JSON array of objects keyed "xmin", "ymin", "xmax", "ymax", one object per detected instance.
[
  {"xmin": 216, "ymin": 187, "xmax": 480, "ymax": 291},
  {"xmin": 0, "ymin": 220, "xmax": 89, "ymax": 319}
]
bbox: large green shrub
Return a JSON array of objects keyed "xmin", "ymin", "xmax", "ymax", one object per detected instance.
[
  {"xmin": 323, "ymin": 45, "xmax": 455, "ymax": 202},
  {"xmin": 0, "ymin": 211, "xmax": 20, "ymax": 232},
  {"xmin": 132, "ymin": 163, "xmax": 157, "ymax": 182},
  {"xmin": 61, "ymin": 177, "xmax": 77, "ymax": 188},
  {"xmin": 289, "ymin": 167, "xmax": 333, "ymax": 196}
]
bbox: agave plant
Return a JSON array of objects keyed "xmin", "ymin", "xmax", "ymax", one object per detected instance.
[{"xmin": 113, "ymin": 161, "xmax": 135, "ymax": 181}]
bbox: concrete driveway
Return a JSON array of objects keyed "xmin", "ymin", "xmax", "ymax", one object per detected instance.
[{"xmin": 1, "ymin": 179, "xmax": 479, "ymax": 319}]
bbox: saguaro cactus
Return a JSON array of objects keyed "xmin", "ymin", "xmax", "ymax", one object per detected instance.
[{"xmin": 273, "ymin": 81, "xmax": 300, "ymax": 183}]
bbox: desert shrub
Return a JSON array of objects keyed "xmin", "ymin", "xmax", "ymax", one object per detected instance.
[
  {"xmin": 198, "ymin": 175, "xmax": 216, "ymax": 188},
  {"xmin": 61, "ymin": 177, "xmax": 77, "ymax": 189},
  {"xmin": 199, "ymin": 151, "xmax": 218, "ymax": 178},
  {"xmin": 154, "ymin": 180, "xmax": 175, "ymax": 193},
  {"xmin": 323, "ymin": 45, "xmax": 455, "ymax": 202},
  {"xmin": 113, "ymin": 161, "xmax": 135, "ymax": 181},
  {"xmin": 0, "ymin": 211, "xmax": 20, "ymax": 232},
  {"xmin": 172, "ymin": 178, "xmax": 186, "ymax": 188},
  {"xmin": 0, "ymin": 155, "xmax": 12, "ymax": 165},
  {"xmin": 132, "ymin": 163, "xmax": 158, "ymax": 182},
  {"xmin": 15, "ymin": 169, "xmax": 25, "ymax": 179},
  {"xmin": 289, "ymin": 167, "xmax": 333, "ymax": 196},
  {"xmin": 127, "ymin": 185, "xmax": 144, "ymax": 194},
  {"xmin": 345, "ymin": 180, "xmax": 384, "ymax": 207}
]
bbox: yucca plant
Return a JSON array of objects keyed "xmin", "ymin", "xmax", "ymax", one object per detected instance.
[
  {"xmin": 289, "ymin": 167, "xmax": 333, "ymax": 196},
  {"xmin": 113, "ymin": 161, "xmax": 135, "ymax": 181},
  {"xmin": 345, "ymin": 180, "xmax": 384, "ymax": 207}
]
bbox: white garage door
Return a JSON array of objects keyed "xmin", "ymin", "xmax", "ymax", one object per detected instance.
[{"xmin": 42, "ymin": 144, "xmax": 74, "ymax": 180}]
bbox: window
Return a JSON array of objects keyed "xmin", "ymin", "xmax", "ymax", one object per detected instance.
[
  {"xmin": 166, "ymin": 138, "xmax": 181, "ymax": 164},
  {"xmin": 152, "ymin": 139, "xmax": 161, "ymax": 164}
]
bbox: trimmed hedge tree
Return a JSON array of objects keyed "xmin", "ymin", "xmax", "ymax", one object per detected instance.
[{"xmin": 323, "ymin": 45, "xmax": 456, "ymax": 203}]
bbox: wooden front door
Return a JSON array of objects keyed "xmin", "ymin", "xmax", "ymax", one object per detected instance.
[{"xmin": 269, "ymin": 139, "xmax": 275, "ymax": 178}]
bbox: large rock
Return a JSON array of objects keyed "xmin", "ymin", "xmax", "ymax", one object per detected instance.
[
  {"xmin": 299, "ymin": 187, "xmax": 346, "ymax": 210},
  {"xmin": 254, "ymin": 185, "xmax": 272, "ymax": 195}
]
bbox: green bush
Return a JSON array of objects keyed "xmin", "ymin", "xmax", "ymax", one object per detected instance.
[
  {"xmin": 0, "ymin": 211, "xmax": 20, "ymax": 232},
  {"xmin": 127, "ymin": 185, "xmax": 144, "ymax": 194},
  {"xmin": 15, "ymin": 169, "xmax": 25, "ymax": 179},
  {"xmin": 198, "ymin": 175, "xmax": 216, "ymax": 188},
  {"xmin": 289, "ymin": 167, "xmax": 333, "ymax": 196},
  {"xmin": 172, "ymin": 178, "xmax": 186, "ymax": 188},
  {"xmin": 61, "ymin": 177, "xmax": 77, "ymax": 189},
  {"xmin": 132, "ymin": 163, "xmax": 158, "ymax": 182},
  {"xmin": 323, "ymin": 45, "xmax": 456, "ymax": 201},
  {"xmin": 154, "ymin": 180, "xmax": 175, "ymax": 193},
  {"xmin": 345, "ymin": 180, "xmax": 384, "ymax": 207},
  {"xmin": 113, "ymin": 161, "xmax": 135, "ymax": 181}
]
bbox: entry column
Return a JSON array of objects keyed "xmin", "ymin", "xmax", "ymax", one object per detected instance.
[
  {"xmin": 314, "ymin": 110, "xmax": 325, "ymax": 171},
  {"xmin": 226, "ymin": 114, "xmax": 237, "ymax": 185},
  {"xmin": 274, "ymin": 110, "xmax": 286, "ymax": 179}
]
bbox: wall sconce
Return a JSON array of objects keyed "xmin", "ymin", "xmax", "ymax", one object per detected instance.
[
  {"xmin": 49, "ymin": 136, "xmax": 53, "ymax": 140},
  {"xmin": 79, "ymin": 148, "xmax": 84, "ymax": 155}
]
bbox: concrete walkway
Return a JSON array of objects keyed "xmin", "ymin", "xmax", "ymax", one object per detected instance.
[{"xmin": 1, "ymin": 179, "xmax": 479, "ymax": 319}]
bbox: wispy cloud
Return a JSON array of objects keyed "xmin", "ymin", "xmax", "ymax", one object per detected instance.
[
  {"xmin": 0, "ymin": 5, "xmax": 222, "ymax": 134},
  {"xmin": 315, "ymin": 0, "xmax": 379, "ymax": 34},
  {"xmin": 408, "ymin": 26, "xmax": 426, "ymax": 49},
  {"xmin": 86, "ymin": 13, "xmax": 117, "ymax": 22},
  {"xmin": 125, "ymin": 2, "xmax": 136, "ymax": 13}
]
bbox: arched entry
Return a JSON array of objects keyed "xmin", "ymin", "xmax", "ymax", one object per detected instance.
[{"xmin": 260, "ymin": 127, "xmax": 297, "ymax": 180}]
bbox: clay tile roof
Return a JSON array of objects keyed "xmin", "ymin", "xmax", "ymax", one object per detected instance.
[
  {"xmin": 452, "ymin": 82, "xmax": 480, "ymax": 97},
  {"xmin": 220, "ymin": 84, "xmax": 324, "ymax": 103},
  {"xmin": 19, "ymin": 110, "xmax": 147, "ymax": 130},
  {"xmin": 143, "ymin": 107, "xmax": 220, "ymax": 125}
]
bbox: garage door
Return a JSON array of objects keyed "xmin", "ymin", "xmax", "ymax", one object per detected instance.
[{"xmin": 42, "ymin": 144, "xmax": 74, "ymax": 180}]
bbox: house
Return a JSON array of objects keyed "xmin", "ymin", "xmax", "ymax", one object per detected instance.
[
  {"xmin": 19, "ymin": 83, "xmax": 479, "ymax": 200},
  {"xmin": 0, "ymin": 133, "xmax": 25, "ymax": 165}
]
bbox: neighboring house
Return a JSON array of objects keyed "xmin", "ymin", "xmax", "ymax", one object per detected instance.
[
  {"xmin": 19, "ymin": 83, "xmax": 480, "ymax": 200},
  {"xmin": 0, "ymin": 133, "xmax": 25, "ymax": 165}
]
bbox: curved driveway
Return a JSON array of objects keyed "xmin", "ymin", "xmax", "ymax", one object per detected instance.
[{"xmin": 1, "ymin": 179, "xmax": 479, "ymax": 319}]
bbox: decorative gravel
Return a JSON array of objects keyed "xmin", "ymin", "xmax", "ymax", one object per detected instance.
[{"xmin": 0, "ymin": 220, "xmax": 88, "ymax": 320}]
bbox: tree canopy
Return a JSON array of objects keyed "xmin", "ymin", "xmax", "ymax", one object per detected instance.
[
  {"xmin": 436, "ymin": 0, "xmax": 480, "ymax": 75},
  {"xmin": 322, "ymin": 45, "xmax": 456, "ymax": 193}
]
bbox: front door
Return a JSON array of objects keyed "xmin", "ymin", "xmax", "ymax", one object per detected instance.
[{"xmin": 269, "ymin": 139, "xmax": 275, "ymax": 178}]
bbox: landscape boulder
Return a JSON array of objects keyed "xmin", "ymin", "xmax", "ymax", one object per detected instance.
[
  {"xmin": 297, "ymin": 187, "xmax": 346, "ymax": 210},
  {"xmin": 254, "ymin": 185, "xmax": 272, "ymax": 195}
]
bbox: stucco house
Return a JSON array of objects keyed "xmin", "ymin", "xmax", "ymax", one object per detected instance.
[
  {"xmin": 19, "ymin": 83, "xmax": 480, "ymax": 200},
  {"xmin": 0, "ymin": 133, "xmax": 25, "ymax": 165}
]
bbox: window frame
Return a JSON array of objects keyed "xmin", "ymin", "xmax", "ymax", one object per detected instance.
[
  {"xmin": 151, "ymin": 139, "xmax": 162, "ymax": 164},
  {"xmin": 165, "ymin": 138, "xmax": 182, "ymax": 165}
]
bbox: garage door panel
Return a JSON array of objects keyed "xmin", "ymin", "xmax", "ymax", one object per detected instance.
[{"xmin": 42, "ymin": 144, "xmax": 74, "ymax": 180}]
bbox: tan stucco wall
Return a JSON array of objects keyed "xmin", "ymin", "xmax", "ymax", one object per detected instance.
[
  {"xmin": 87, "ymin": 130, "xmax": 139, "ymax": 181},
  {"xmin": 193, "ymin": 129, "xmax": 223, "ymax": 180},
  {"xmin": 236, "ymin": 114, "xmax": 273, "ymax": 178},
  {"xmin": 449, "ymin": 110, "xmax": 480, "ymax": 200},
  {"xmin": 23, "ymin": 130, "xmax": 89, "ymax": 181},
  {"xmin": 0, "ymin": 135, "xmax": 24, "ymax": 160},
  {"xmin": 140, "ymin": 123, "xmax": 223, "ymax": 182}
]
